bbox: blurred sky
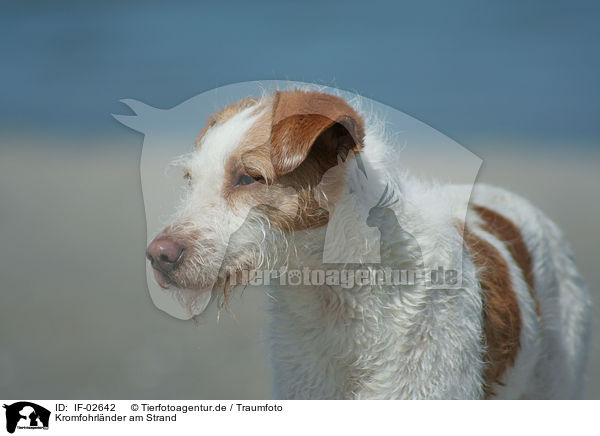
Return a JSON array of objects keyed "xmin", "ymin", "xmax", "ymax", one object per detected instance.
[{"xmin": 1, "ymin": 0, "xmax": 599, "ymax": 147}]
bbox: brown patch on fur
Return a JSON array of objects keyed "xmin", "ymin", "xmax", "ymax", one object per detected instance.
[
  {"xmin": 194, "ymin": 97, "xmax": 260, "ymax": 149},
  {"xmin": 473, "ymin": 205, "xmax": 541, "ymax": 318},
  {"xmin": 458, "ymin": 221, "xmax": 522, "ymax": 399},
  {"xmin": 222, "ymin": 104, "xmax": 275, "ymax": 192},
  {"xmin": 270, "ymin": 90, "xmax": 365, "ymax": 176},
  {"xmin": 221, "ymin": 90, "xmax": 365, "ymax": 232}
]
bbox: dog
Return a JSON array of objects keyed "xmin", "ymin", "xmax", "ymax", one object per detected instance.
[{"xmin": 146, "ymin": 89, "xmax": 592, "ymax": 399}]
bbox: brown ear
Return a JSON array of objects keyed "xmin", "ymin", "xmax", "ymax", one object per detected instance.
[{"xmin": 269, "ymin": 90, "xmax": 365, "ymax": 176}]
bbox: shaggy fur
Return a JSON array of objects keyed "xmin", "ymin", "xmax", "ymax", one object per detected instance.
[{"xmin": 146, "ymin": 89, "xmax": 592, "ymax": 399}]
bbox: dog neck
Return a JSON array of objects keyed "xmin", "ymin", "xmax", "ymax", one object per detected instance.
[{"xmin": 266, "ymin": 166, "xmax": 430, "ymax": 399}]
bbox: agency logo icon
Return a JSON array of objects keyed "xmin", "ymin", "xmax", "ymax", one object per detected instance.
[{"xmin": 2, "ymin": 402, "xmax": 50, "ymax": 433}]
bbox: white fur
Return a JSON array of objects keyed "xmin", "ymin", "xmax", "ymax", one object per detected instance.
[{"xmin": 159, "ymin": 92, "xmax": 592, "ymax": 399}]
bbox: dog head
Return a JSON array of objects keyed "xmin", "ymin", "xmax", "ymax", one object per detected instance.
[{"xmin": 145, "ymin": 90, "xmax": 365, "ymax": 314}]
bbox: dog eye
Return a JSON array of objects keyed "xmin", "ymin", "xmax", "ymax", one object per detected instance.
[{"xmin": 236, "ymin": 174, "xmax": 263, "ymax": 186}]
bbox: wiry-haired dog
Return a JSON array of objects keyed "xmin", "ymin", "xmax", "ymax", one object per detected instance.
[{"xmin": 146, "ymin": 89, "xmax": 591, "ymax": 399}]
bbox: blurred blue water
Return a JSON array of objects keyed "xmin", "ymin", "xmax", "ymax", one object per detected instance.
[{"xmin": 1, "ymin": 0, "xmax": 599, "ymax": 146}]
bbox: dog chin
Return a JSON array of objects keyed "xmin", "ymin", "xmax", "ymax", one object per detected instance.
[
  {"xmin": 152, "ymin": 269, "xmax": 215, "ymax": 317},
  {"xmin": 168, "ymin": 286, "xmax": 214, "ymax": 317}
]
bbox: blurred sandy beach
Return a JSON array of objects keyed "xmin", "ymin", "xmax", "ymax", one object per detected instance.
[{"xmin": 1, "ymin": 135, "xmax": 598, "ymax": 399}]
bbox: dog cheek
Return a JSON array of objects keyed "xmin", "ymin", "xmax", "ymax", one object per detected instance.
[{"xmin": 180, "ymin": 242, "xmax": 226, "ymax": 285}]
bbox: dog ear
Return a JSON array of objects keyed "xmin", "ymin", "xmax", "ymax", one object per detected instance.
[{"xmin": 269, "ymin": 90, "xmax": 365, "ymax": 176}]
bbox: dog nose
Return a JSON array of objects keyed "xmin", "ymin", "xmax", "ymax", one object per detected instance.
[{"xmin": 146, "ymin": 237, "xmax": 185, "ymax": 272}]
